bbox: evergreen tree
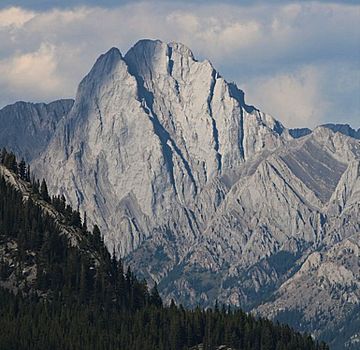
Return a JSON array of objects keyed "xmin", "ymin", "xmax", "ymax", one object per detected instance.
[
  {"xmin": 18, "ymin": 158, "xmax": 26, "ymax": 179},
  {"xmin": 83, "ymin": 211, "xmax": 88, "ymax": 231},
  {"xmin": 40, "ymin": 179, "xmax": 50, "ymax": 202},
  {"xmin": 0, "ymin": 147, "xmax": 6, "ymax": 164},
  {"xmin": 150, "ymin": 282, "xmax": 162, "ymax": 308},
  {"xmin": 26, "ymin": 164, "xmax": 31, "ymax": 182},
  {"xmin": 70, "ymin": 210, "xmax": 82, "ymax": 227},
  {"xmin": 32, "ymin": 178, "xmax": 40, "ymax": 194},
  {"xmin": 3, "ymin": 151, "xmax": 17, "ymax": 173}
]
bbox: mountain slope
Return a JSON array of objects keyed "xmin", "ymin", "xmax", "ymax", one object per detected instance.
[
  {"xmin": 0, "ymin": 156, "xmax": 328, "ymax": 350},
  {"xmin": 257, "ymin": 234, "xmax": 359, "ymax": 349},
  {"xmin": 26, "ymin": 39, "xmax": 360, "ymax": 348},
  {"xmin": 34, "ymin": 40, "xmax": 290, "ymax": 258},
  {"xmin": 0, "ymin": 99, "xmax": 74, "ymax": 162},
  {"xmin": 137, "ymin": 127, "xmax": 359, "ymax": 302}
]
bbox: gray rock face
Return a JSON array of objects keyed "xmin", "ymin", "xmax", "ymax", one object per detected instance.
[
  {"xmin": 0, "ymin": 99, "xmax": 74, "ymax": 161},
  {"xmin": 256, "ymin": 233, "xmax": 360, "ymax": 348},
  {"xmin": 34, "ymin": 40, "xmax": 289, "ymax": 257},
  {"xmin": 31, "ymin": 40, "xmax": 359, "ymax": 347}
]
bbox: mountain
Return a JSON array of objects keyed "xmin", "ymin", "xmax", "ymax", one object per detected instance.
[
  {"xmin": 321, "ymin": 123, "xmax": 360, "ymax": 140},
  {"xmin": 34, "ymin": 40, "xmax": 291, "ymax": 256},
  {"xmin": 0, "ymin": 99, "xmax": 74, "ymax": 162},
  {"xmin": 257, "ymin": 233, "xmax": 360, "ymax": 349},
  {"xmin": 4, "ymin": 39, "xmax": 358, "ymax": 348},
  {"xmin": 0, "ymin": 155, "xmax": 328, "ymax": 350},
  {"xmin": 289, "ymin": 124, "xmax": 360, "ymax": 140}
]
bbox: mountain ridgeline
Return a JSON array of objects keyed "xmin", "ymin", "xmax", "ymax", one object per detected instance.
[
  {"xmin": 0, "ymin": 150, "xmax": 329, "ymax": 350},
  {"xmin": 0, "ymin": 99, "xmax": 74, "ymax": 162},
  {"xmin": 0, "ymin": 39, "xmax": 359, "ymax": 349}
]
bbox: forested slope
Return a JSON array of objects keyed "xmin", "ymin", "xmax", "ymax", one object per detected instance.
[{"xmin": 0, "ymin": 149, "xmax": 329, "ymax": 350}]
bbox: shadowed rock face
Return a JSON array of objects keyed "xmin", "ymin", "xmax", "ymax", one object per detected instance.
[
  {"xmin": 27, "ymin": 39, "xmax": 359, "ymax": 347},
  {"xmin": 321, "ymin": 123, "xmax": 360, "ymax": 140},
  {"xmin": 0, "ymin": 99, "xmax": 74, "ymax": 161},
  {"xmin": 289, "ymin": 127, "xmax": 312, "ymax": 139},
  {"xmin": 289, "ymin": 124, "xmax": 360, "ymax": 140}
]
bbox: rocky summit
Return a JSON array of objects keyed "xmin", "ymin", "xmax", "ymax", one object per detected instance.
[{"xmin": 1, "ymin": 39, "xmax": 358, "ymax": 348}]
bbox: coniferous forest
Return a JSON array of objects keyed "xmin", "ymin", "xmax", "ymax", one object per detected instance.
[{"xmin": 0, "ymin": 149, "xmax": 329, "ymax": 350}]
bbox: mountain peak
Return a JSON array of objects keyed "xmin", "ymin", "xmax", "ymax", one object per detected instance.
[
  {"xmin": 168, "ymin": 41, "xmax": 195, "ymax": 59},
  {"xmin": 125, "ymin": 39, "xmax": 167, "ymax": 59},
  {"xmin": 127, "ymin": 39, "xmax": 195, "ymax": 59},
  {"xmin": 124, "ymin": 39, "xmax": 168, "ymax": 78},
  {"xmin": 75, "ymin": 45, "xmax": 129, "ymax": 104},
  {"xmin": 125, "ymin": 39, "xmax": 198, "ymax": 80},
  {"xmin": 86, "ymin": 46, "xmax": 123, "ymax": 79},
  {"xmin": 130, "ymin": 38, "xmax": 163, "ymax": 49},
  {"xmin": 96, "ymin": 47, "xmax": 122, "ymax": 65}
]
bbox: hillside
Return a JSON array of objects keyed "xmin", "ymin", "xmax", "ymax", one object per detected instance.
[{"xmin": 0, "ymin": 150, "xmax": 329, "ymax": 350}]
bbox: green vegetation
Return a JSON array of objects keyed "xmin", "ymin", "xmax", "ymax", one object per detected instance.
[{"xmin": 0, "ymin": 149, "xmax": 329, "ymax": 350}]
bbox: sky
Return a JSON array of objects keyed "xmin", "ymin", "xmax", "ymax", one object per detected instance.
[{"xmin": 0, "ymin": 0, "xmax": 359, "ymax": 128}]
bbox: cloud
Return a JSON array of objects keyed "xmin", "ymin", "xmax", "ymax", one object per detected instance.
[
  {"xmin": 0, "ymin": 6, "xmax": 35, "ymax": 27},
  {"xmin": 0, "ymin": 2, "xmax": 359, "ymax": 128},
  {"xmin": 0, "ymin": 43, "xmax": 65, "ymax": 102},
  {"xmin": 165, "ymin": 10, "xmax": 262, "ymax": 57},
  {"xmin": 243, "ymin": 66, "xmax": 328, "ymax": 128},
  {"xmin": 243, "ymin": 60, "xmax": 360, "ymax": 128},
  {"xmin": 2, "ymin": 0, "xmax": 360, "ymax": 11}
]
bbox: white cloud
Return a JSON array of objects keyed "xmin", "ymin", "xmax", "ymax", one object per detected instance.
[
  {"xmin": 0, "ymin": 7, "xmax": 35, "ymax": 28},
  {"xmin": 243, "ymin": 66, "xmax": 329, "ymax": 128},
  {"xmin": 0, "ymin": 43, "xmax": 63, "ymax": 101},
  {"xmin": 0, "ymin": 2, "xmax": 358, "ymax": 127},
  {"xmin": 165, "ymin": 11, "xmax": 262, "ymax": 57}
]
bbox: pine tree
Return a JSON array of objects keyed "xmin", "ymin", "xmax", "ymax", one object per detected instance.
[
  {"xmin": 18, "ymin": 158, "xmax": 26, "ymax": 179},
  {"xmin": 40, "ymin": 179, "xmax": 50, "ymax": 202},
  {"xmin": 26, "ymin": 164, "xmax": 31, "ymax": 182},
  {"xmin": 83, "ymin": 211, "xmax": 88, "ymax": 231},
  {"xmin": 92, "ymin": 225, "xmax": 102, "ymax": 247},
  {"xmin": 0, "ymin": 147, "xmax": 6, "ymax": 164},
  {"xmin": 70, "ymin": 210, "xmax": 82, "ymax": 227},
  {"xmin": 150, "ymin": 282, "xmax": 162, "ymax": 308},
  {"xmin": 32, "ymin": 178, "xmax": 40, "ymax": 194},
  {"xmin": 3, "ymin": 152, "xmax": 17, "ymax": 173}
]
